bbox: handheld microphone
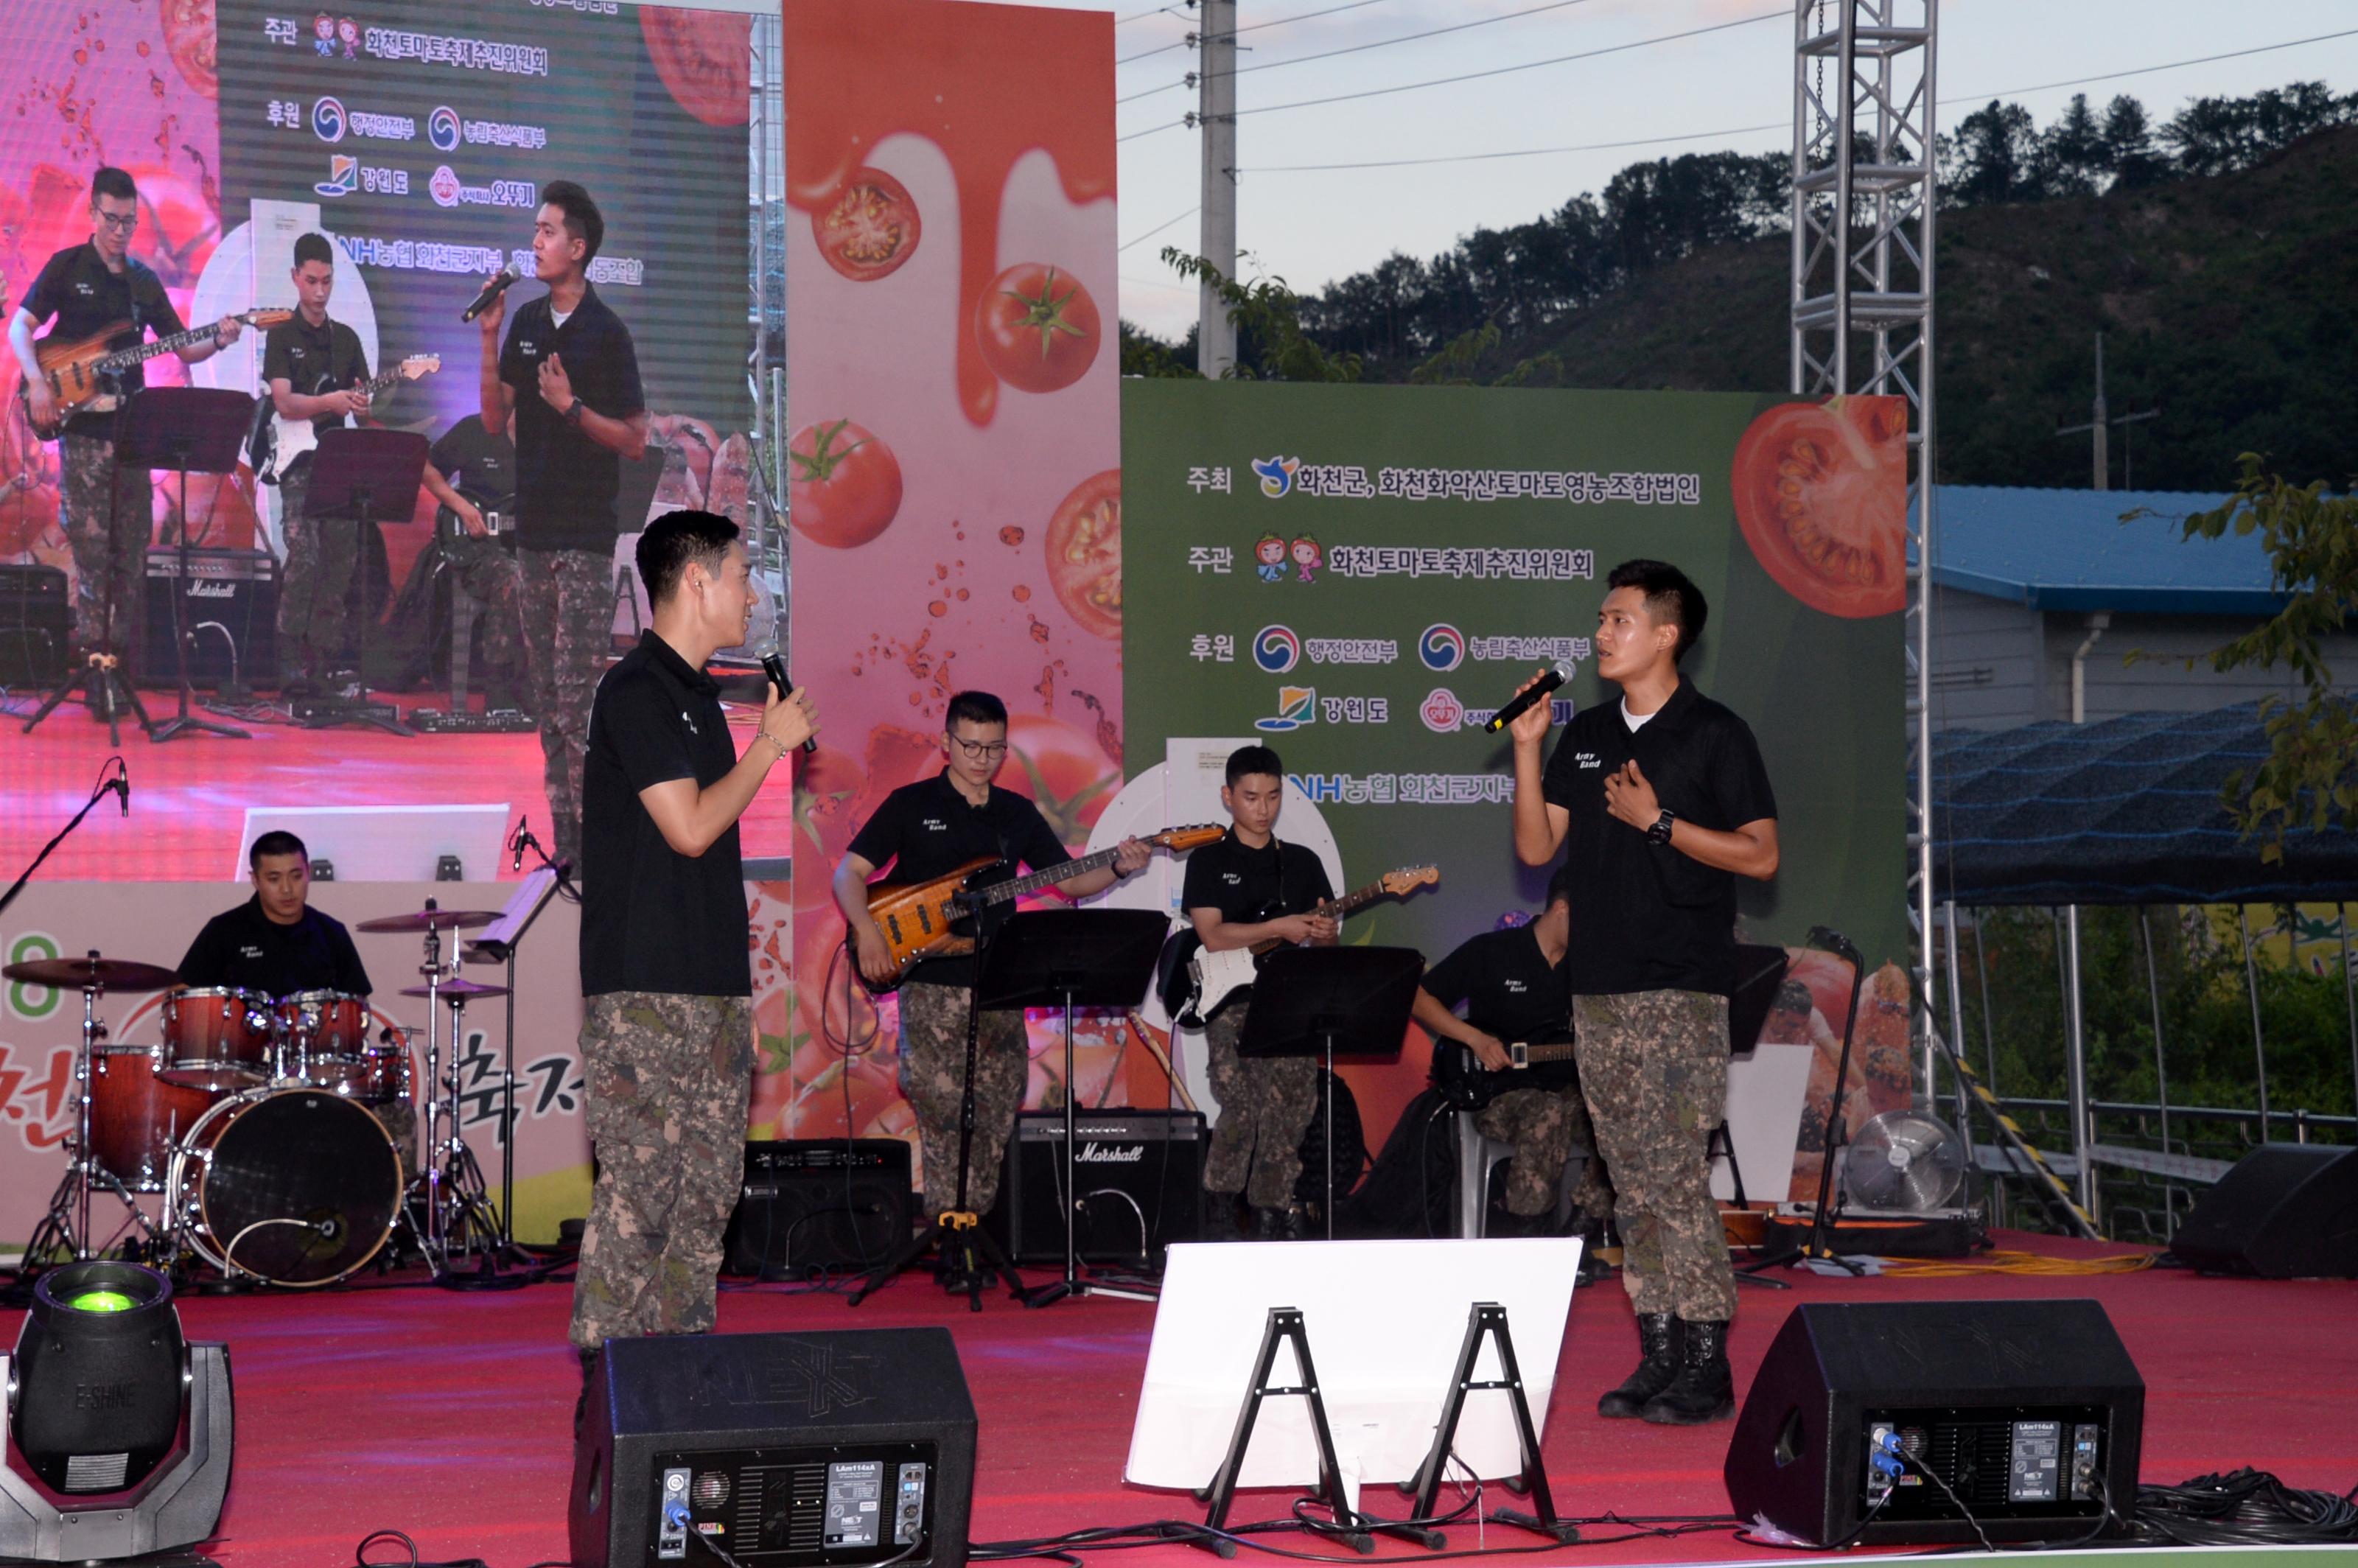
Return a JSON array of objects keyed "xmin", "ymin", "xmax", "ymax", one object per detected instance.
[
  {"xmin": 1481, "ymin": 661, "xmax": 1573, "ymax": 735},
  {"xmin": 511, "ymin": 814, "xmax": 528, "ymax": 873},
  {"xmin": 461, "ymin": 265, "xmax": 519, "ymax": 323},
  {"xmin": 752, "ymin": 641, "xmax": 818, "ymax": 754},
  {"xmin": 1806, "ymin": 924, "xmax": 1860, "ymax": 962}
]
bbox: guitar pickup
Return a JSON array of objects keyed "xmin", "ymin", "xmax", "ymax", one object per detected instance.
[{"xmin": 1507, "ymin": 1042, "xmax": 1529, "ymax": 1069}]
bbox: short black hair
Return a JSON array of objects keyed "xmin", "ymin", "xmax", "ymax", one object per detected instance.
[
  {"xmin": 251, "ymin": 830, "xmax": 308, "ymax": 867},
  {"xmin": 1225, "ymin": 744, "xmax": 1284, "ymax": 786},
  {"xmin": 292, "ymin": 231, "xmax": 335, "ymax": 270},
  {"xmin": 945, "ymin": 690, "xmax": 1007, "ymax": 731},
  {"xmin": 1606, "ymin": 558, "xmax": 1707, "ymax": 664},
  {"xmin": 539, "ymin": 180, "xmax": 604, "ymax": 264},
  {"xmin": 636, "ymin": 508, "xmax": 738, "ymax": 605},
  {"xmin": 1544, "ymin": 864, "xmax": 1573, "ymax": 911},
  {"xmin": 91, "ymin": 167, "xmax": 136, "ymax": 206}
]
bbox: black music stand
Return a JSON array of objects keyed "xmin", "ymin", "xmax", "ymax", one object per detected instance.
[
  {"xmin": 1236, "ymin": 945, "xmax": 1423, "ymax": 1238},
  {"xmin": 299, "ymin": 427, "xmax": 428, "ymax": 736},
  {"xmin": 120, "ymin": 388, "xmax": 258, "ymax": 742},
  {"xmin": 975, "ymin": 909, "xmax": 1171, "ymax": 1307}
]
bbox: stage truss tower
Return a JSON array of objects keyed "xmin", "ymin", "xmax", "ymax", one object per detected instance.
[{"xmin": 1788, "ymin": 0, "xmax": 1942, "ymax": 1096}]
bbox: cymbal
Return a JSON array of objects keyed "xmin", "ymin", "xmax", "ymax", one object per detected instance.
[
  {"xmin": 356, "ymin": 907, "xmax": 498, "ymax": 934},
  {"xmin": 398, "ymin": 976, "xmax": 511, "ymax": 1000},
  {"xmin": 1, "ymin": 954, "xmax": 181, "ymax": 993}
]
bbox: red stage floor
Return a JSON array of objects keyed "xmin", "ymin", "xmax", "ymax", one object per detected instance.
[
  {"xmin": 0, "ymin": 690, "xmax": 797, "ymax": 881},
  {"xmin": 1, "ymin": 1233, "xmax": 2350, "ymax": 1567}
]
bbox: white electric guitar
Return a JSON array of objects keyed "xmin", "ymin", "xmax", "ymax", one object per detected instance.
[
  {"xmin": 1168, "ymin": 865, "xmax": 1439, "ymax": 1026},
  {"xmin": 250, "ymin": 354, "xmax": 439, "ymax": 483}
]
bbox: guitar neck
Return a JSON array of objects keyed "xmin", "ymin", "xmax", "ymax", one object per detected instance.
[
  {"xmin": 966, "ymin": 844, "xmax": 1123, "ymax": 909},
  {"xmin": 104, "ymin": 321, "xmax": 226, "ymax": 373},
  {"xmin": 1245, "ymin": 878, "xmax": 1393, "ymax": 956}
]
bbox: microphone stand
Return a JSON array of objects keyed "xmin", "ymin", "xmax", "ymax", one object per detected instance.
[
  {"xmin": 463, "ymin": 827, "xmax": 575, "ymax": 1274},
  {"xmin": 0, "ymin": 764, "xmax": 124, "ymax": 919}
]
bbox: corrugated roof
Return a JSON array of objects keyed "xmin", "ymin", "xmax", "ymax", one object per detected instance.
[{"xmin": 1928, "ymin": 484, "xmax": 2286, "ymax": 615}]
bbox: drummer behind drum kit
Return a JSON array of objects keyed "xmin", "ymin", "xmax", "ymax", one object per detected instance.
[{"xmin": 8, "ymin": 900, "xmax": 529, "ymax": 1289}]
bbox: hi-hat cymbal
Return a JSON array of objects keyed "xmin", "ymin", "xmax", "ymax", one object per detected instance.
[
  {"xmin": 1, "ymin": 954, "xmax": 181, "ymax": 993},
  {"xmin": 398, "ymin": 976, "xmax": 511, "ymax": 1000},
  {"xmin": 356, "ymin": 907, "xmax": 499, "ymax": 934}
]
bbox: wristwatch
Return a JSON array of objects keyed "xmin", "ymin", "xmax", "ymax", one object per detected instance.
[
  {"xmin": 1647, "ymin": 808, "xmax": 1676, "ymax": 847},
  {"xmin": 561, "ymin": 398, "xmax": 586, "ymax": 427}
]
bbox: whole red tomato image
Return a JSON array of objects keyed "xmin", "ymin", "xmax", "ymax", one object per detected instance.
[
  {"xmin": 788, "ymin": 419, "xmax": 902, "ymax": 549},
  {"xmin": 1043, "ymin": 468, "xmax": 1121, "ymax": 641},
  {"xmin": 813, "ymin": 169, "xmax": 921, "ymax": 283},
  {"xmin": 1731, "ymin": 395, "xmax": 1908, "ymax": 618},
  {"xmin": 1001, "ymin": 711, "xmax": 1120, "ymax": 851},
  {"xmin": 975, "ymin": 264, "xmax": 1100, "ymax": 393},
  {"xmin": 160, "ymin": 0, "xmax": 219, "ymax": 99},
  {"xmin": 640, "ymin": 9, "xmax": 749, "ymax": 127}
]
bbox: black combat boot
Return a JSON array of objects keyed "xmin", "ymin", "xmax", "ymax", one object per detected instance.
[
  {"xmin": 1200, "ymin": 1189, "xmax": 1246, "ymax": 1242},
  {"xmin": 1597, "ymin": 1312, "xmax": 1683, "ymax": 1418},
  {"xmin": 573, "ymin": 1346, "xmax": 598, "ymax": 1441},
  {"xmin": 1641, "ymin": 1318, "xmax": 1735, "ymax": 1425},
  {"xmin": 1250, "ymin": 1205, "xmax": 1288, "ymax": 1240}
]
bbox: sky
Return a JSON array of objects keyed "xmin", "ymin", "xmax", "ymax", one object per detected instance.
[{"xmin": 998, "ymin": 0, "xmax": 2358, "ymax": 343}]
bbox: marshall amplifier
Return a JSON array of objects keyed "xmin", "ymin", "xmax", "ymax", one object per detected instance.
[
  {"xmin": 0, "ymin": 563, "xmax": 70, "ymax": 685},
  {"xmin": 141, "ymin": 547, "xmax": 277, "ymax": 685},
  {"xmin": 723, "ymin": 1138, "xmax": 912, "ymax": 1278},
  {"xmin": 984, "ymin": 1110, "xmax": 1205, "ymax": 1265}
]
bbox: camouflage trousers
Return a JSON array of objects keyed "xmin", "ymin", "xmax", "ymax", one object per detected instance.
[
  {"xmin": 1573, "ymin": 990, "xmax": 1736, "ymax": 1322},
  {"xmin": 518, "ymin": 547, "xmax": 610, "ymax": 869},
  {"xmin": 1202, "ymin": 1000, "xmax": 1319, "ymax": 1209},
  {"xmin": 1474, "ymin": 1082, "xmax": 1615, "ymax": 1219},
  {"xmin": 273, "ymin": 462, "xmax": 360, "ymax": 679},
  {"xmin": 896, "ymin": 981, "xmax": 1028, "ymax": 1219},
  {"xmin": 443, "ymin": 535, "xmax": 525, "ymax": 696},
  {"xmin": 58, "ymin": 433, "xmax": 150, "ymax": 658},
  {"xmin": 570, "ymin": 990, "xmax": 755, "ymax": 1353}
]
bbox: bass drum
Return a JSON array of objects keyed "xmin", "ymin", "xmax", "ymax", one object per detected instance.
[{"xmin": 170, "ymin": 1086, "xmax": 402, "ymax": 1286}]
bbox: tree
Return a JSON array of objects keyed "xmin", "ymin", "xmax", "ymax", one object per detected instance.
[
  {"xmin": 2038, "ymin": 94, "xmax": 2109, "ymax": 196},
  {"xmin": 1119, "ymin": 318, "xmax": 1198, "ymax": 379},
  {"xmin": 1160, "ymin": 251, "xmax": 1363, "ymax": 382},
  {"xmin": 2100, "ymin": 95, "xmax": 2169, "ymax": 189},
  {"xmin": 2164, "ymin": 82, "xmax": 2357, "ymax": 177},
  {"xmin": 1942, "ymin": 100, "xmax": 2043, "ymax": 206},
  {"xmin": 2171, "ymin": 457, "xmax": 2358, "ymax": 861}
]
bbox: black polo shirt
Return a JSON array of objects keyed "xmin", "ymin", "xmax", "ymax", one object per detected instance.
[
  {"xmin": 1419, "ymin": 925, "xmax": 1570, "ymax": 1045},
  {"xmin": 429, "ymin": 414, "xmax": 518, "ymax": 506},
  {"xmin": 19, "ymin": 242, "xmax": 187, "ymax": 438},
  {"xmin": 579, "ymin": 630, "xmax": 750, "ymax": 998},
  {"xmin": 1542, "ymin": 677, "xmax": 1777, "ymax": 998},
  {"xmin": 261, "ymin": 312, "xmax": 369, "ymax": 438},
  {"xmin": 175, "ymin": 896, "xmax": 371, "ymax": 996},
  {"xmin": 1180, "ymin": 830, "xmax": 1334, "ymax": 924},
  {"xmin": 845, "ymin": 772, "xmax": 1071, "ymax": 987},
  {"xmin": 498, "ymin": 282, "xmax": 645, "ymax": 552}
]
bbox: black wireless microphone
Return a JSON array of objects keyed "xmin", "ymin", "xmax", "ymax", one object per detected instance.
[
  {"xmin": 1481, "ymin": 661, "xmax": 1573, "ymax": 734},
  {"xmin": 752, "ymin": 641, "xmax": 817, "ymax": 753},
  {"xmin": 461, "ymin": 265, "xmax": 519, "ymax": 323}
]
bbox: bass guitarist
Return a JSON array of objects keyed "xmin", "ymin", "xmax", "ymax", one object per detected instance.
[
  {"xmin": 263, "ymin": 232, "xmax": 373, "ymax": 696},
  {"xmin": 1180, "ymin": 744, "xmax": 1336, "ymax": 1240},
  {"xmin": 1413, "ymin": 865, "xmax": 1613, "ymax": 1259},
  {"xmin": 832, "ymin": 690, "xmax": 1149, "ymax": 1248},
  {"xmin": 8, "ymin": 166, "xmax": 245, "ymax": 681}
]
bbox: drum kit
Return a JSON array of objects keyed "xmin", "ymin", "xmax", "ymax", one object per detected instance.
[{"xmin": 7, "ymin": 898, "xmax": 524, "ymax": 1289}]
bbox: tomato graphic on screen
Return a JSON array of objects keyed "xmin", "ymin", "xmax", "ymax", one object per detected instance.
[
  {"xmin": 1004, "ymin": 712, "xmax": 1119, "ymax": 850},
  {"xmin": 813, "ymin": 169, "xmax": 921, "ymax": 282},
  {"xmin": 787, "ymin": 419, "xmax": 902, "ymax": 549},
  {"xmin": 640, "ymin": 9, "xmax": 750, "ymax": 127},
  {"xmin": 1043, "ymin": 468, "xmax": 1120, "ymax": 640},
  {"xmin": 161, "ymin": 0, "xmax": 220, "ymax": 99},
  {"xmin": 975, "ymin": 264, "xmax": 1099, "ymax": 394},
  {"xmin": 1730, "ymin": 396, "xmax": 1909, "ymax": 618}
]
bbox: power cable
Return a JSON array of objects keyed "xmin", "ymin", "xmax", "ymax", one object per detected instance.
[
  {"xmin": 1211, "ymin": 0, "xmax": 1399, "ymax": 44},
  {"xmin": 1115, "ymin": 3, "xmax": 1189, "ymax": 27},
  {"xmin": 1124, "ymin": 0, "xmax": 1603, "ymax": 105},
  {"xmin": 1120, "ymin": 205, "xmax": 1201, "ymax": 252}
]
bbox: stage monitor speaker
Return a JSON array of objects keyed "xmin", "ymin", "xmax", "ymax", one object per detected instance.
[
  {"xmin": 722, "ymin": 1139, "xmax": 912, "ymax": 1278},
  {"xmin": 1724, "ymin": 1300, "xmax": 2142, "ymax": 1548},
  {"xmin": 2167, "ymin": 1142, "xmax": 2358, "ymax": 1278},
  {"xmin": 570, "ymin": 1329, "xmax": 975, "ymax": 1568},
  {"xmin": 141, "ymin": 547, "xmax": 276, "ymax": 685},
  {"xmin": 983, "ymin": 1110, "xmax": 1204, "ymax": 1265},
  {"xmin": 0, "ymin": 564, "xmax": 70, "ymax": 686}
]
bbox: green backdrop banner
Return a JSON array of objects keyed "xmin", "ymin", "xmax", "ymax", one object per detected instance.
[{"xmin": 1123, "ymin": 380, "xmax": 1912, "ymax": 1191}]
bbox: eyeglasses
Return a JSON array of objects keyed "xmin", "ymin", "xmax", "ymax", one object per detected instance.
[
  {"xmin": 95, "ymin": 211, "xmax": 139, "ymax": 233},
  {"xmin": 951, "ymin": 738, "xmax": 1009, "ymax": 760}
]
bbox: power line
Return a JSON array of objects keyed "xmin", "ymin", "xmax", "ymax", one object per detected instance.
[
  {"xmin": 1120, "ymin": 205, "xmax": 1201, "ymax": 252},
  {"xmin": 1953, "ymin": 26, "xmax": 2358, "ymax": 103},
  {"xmin": 1122, "ymin": 0, "xmax": 1601, "ymax": 106},
  {"xmin": 1114, "ymin": 3, "xmax": 1188, "ymax": 27},
  {"xmin": 1120, "ymin": 0, "xmax": 1397, "ymax": 65}
]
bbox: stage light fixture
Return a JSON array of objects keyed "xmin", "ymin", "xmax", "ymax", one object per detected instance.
[{"xmin": 1, "ymin": 1261, "xmax": 234, "ymax": 1561}]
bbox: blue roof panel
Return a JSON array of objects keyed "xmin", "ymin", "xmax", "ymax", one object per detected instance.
[{"xmin": 1927, "ymin": 485, "xmax": 2286, "ymax": 614}]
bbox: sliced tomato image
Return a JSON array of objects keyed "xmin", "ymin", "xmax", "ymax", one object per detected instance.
[
  {"xmin": 787, "ymin": 419, "xmax": 903, "ymax": 549},
  {"xmin": 1043, "ymin": 468, "xmax": 1120, "ymax": 641},
  {"xmin": 1731, "ymin": 396, "xmax": 1909, "ymax": 618},
  {"xmin": 161, "ymin": 0, "xmax": 219, "ymax": 99},
  {"xmin": 640, "ymin": 9, "xmax": 750, "ymax": 127},
  {"xmin": 975, "ymin": 264, "xmax": 1100, "ymax": 394},
  {"xmin": 813, "ymin": 169, "xmax": 921, "ymax": 282}
]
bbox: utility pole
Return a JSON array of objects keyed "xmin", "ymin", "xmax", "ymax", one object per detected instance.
[
  {"xmin": 1195, "ymin": 0, "xmax": 1237, "ymax": 378},
  {"xmin": 2056, "ymin": 332, "xmax": 2157, "ymax": 491}
]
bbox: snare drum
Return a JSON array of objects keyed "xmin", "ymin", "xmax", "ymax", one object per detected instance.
[
  {"xmin": 90, "ymin": 1043, "xmax": 220, "ymax": 1191},
  {"xmin": 168, "ymin": 1085, "xmax": 402, "ymax": 1287},
  {"xmin": 276, "ymin": 990, "xmax": 371, "ymax": 1082},
  {"xmin": 158, "ymin": 987, "xmax": 275, "ymax": 1091}
]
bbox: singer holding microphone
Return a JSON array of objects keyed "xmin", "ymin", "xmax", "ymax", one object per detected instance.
[
  {"xmin": 1508, "ymin": 559, "xmax": 1777, "ymax": 1427},
  {"xmin": 473, "ymin": 181, "xmax": 648, "ymax": 872},
  {"xmin": 568, "ymin": 509, "xmax": 815, "ymax": 1380}
]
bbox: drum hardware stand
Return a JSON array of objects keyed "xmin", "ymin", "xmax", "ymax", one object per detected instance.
[
  {"xmin": 421, "ymin": 982, "xmax": 525, "ymax": 1286},
  {"xmin": 462, "ymin": 834, "xmax": 575, "ymax": 1267},
  {"xmin": 23, "ymin": 390, "xmax": 153, "ymax": 743}
]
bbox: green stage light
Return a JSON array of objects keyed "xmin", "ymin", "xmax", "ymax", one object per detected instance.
[{"xmin": 64, "ymin": 1287, "xmax": 138, "ymax": 1313}]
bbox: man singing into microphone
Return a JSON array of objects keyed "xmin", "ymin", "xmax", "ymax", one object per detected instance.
[
  {"xmin": 569, "ymin": 508, "xmax": 814, "ymax": 1377},
  {"xmin": 475, "ymin": 181, "xmax": 647, "ymax": 871},
  {"xmin": 1508, "ymin": 559, "xmax": 1777, "ymax": 1426}
]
